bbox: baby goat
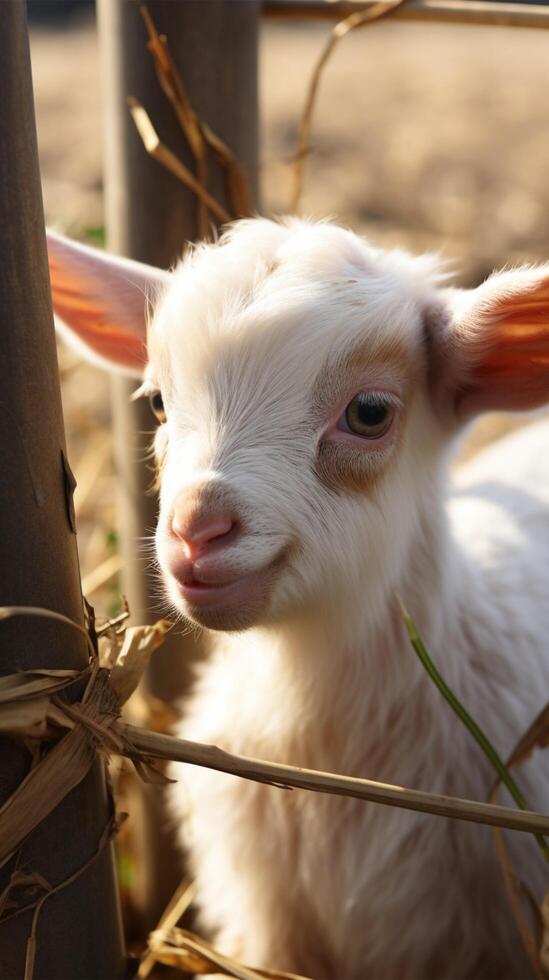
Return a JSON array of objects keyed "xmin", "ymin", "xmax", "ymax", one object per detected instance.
[{"xmin": 48, "ymin": 219, "xmax": 549, "ymax": 979}]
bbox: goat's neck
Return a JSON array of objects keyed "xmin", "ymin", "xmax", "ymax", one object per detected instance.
[
  {"xmin": 228, "ymin": 487, "xmax": 473, "ymax": 776},
  {"xmin": 276, "ymin": 487, "xmax": 463, "ymax": 681}
]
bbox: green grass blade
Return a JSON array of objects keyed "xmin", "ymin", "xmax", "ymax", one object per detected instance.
[{"xmin": 397, "ymin": 595, "xmax": 549, "ymax": 860}]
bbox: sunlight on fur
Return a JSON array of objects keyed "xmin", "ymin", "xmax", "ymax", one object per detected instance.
[{"xmin": 48, "ymin": 217, "xmax": 549, "ymax": 980}]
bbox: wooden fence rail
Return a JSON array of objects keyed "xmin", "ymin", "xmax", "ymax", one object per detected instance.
[{"xmin": 263, "ymin": 0, "xmax": 549, "ymax": 29}]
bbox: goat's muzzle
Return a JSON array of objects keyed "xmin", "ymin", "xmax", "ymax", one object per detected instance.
[{"xmin": 159, "ymin": 486, "xmax": 287, "ymax": 631}]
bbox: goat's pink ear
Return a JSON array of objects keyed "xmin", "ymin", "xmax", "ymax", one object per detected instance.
[
  {"xmin": 47, "ymin": 230, "xmax": 170, "ymax": 377},
  {"xmin": 438, "ymin": 265, "xmax": 549, "ymax": 418}
]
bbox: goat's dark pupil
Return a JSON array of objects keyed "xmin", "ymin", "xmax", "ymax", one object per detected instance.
[
  {"xmin": 150, "ymin": 392, "xmax": 165, "ymax": 419},
  {"xmin": 344, "ymin": 395, "xmax": 391, "ymax": 436},
  {"xmin": 356, "ymin": 401, "xmax": 387, "ymax": 426}
]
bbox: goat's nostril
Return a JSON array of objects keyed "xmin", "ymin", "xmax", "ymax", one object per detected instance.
[
  {"xmin": 189, "ymin": 515, "xmax": 236, "ymax": 546},
  {"xmin": 171, "ymin": 510, "xmax": 238, "ymax": 557}
]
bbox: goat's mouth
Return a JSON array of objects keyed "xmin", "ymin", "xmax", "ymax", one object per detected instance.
[
  {"xmin": 179, "ymin": 570, "xmax": 263, "ymax": 606},
  {"xmin": 168, "ymin": 555, "xmax": 286, "ymax": 631}
]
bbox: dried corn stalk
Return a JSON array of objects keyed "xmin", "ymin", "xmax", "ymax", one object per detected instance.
[
  {"xmin": 4, "ymin": 601, "xmax": 549, "ymax": 977},
  {"xmin": 0, "ymin": 606, "xmax": 170, "ymax": 866},
  {"xmin": 131, "ymin": 2, "xmax": 253, "ymax": 237},
  {"xmin": 2, "ymin": 603, "xmax": 549, "ymax": 839},
  {"xmin": 139, "ymin": 878, "xmax": 310, "ymax": 979},
  {"xmin": 143, "ymin": 927, "xmax": 310, "ymax": 979}
]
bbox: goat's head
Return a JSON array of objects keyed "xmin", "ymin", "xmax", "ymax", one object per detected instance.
[{"xmin": 48, "ymin": 219, "xmax": 549, "ymax": 631}]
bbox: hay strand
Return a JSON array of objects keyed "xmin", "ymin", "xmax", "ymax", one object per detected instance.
[
  {"xmin": 490, "ymin": 825, "xmax": 545, "ymax": 979},
  {"xmin": 399, "ymin": 596, "xmax": 549, "ymax": 858},
  {"xmin": 138, "ymin": 2, "xmax": 210, "ymax": 236},
  {"xmin": 137, "ymin": 2, "xmax": 253, "ymax": 224},
  {"xmin": 128, "ymin": 98, "xmax": 231, "ymax": 224},
  {"xmin": 138, "ymin": 878, "xmax": 196, "ymax": 979},
  {"xmin": 119, "ymin": 723, "xmax": 549, "ymax": 837},
  {"xmin": 0, "ymin": 671, "xmax": 117, "ymax": 865},
  {"xmin": 143, "ymin": 926, "xmax": 310, "ymax": 979},
  {"xmin": 291, "ymin": 0, "xmax": 406, "ymax": 212}
]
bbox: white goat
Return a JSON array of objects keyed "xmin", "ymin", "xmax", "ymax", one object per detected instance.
[{"xmin": 48, "ymin": 218, "xmax": 549, "ymax": 980}]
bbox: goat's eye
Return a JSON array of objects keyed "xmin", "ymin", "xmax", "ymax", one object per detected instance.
[
  {"xmin": 343, "ymin": 394, "xmax": 393, "ymax": 439},
  {"xmin": 149, "ymin": 391, "xmax": 166, "ymax": 423}
]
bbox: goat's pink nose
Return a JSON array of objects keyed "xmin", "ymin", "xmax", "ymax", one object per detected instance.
[{"xmin": 171, "ymin": 507, "xmax": 238, "ymax": 559}]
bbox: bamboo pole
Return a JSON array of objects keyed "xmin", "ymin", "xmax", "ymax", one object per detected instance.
[
  {"xmin": 0, "ymin": 3, "xmax": 125, "ymax": 977},
  {"xmin": 96, "ymin": 0, "xmax": 259, "ymax": 927},
  {"xmin": 263, "ymin": 0, "xmax": 549, "ymax": 29}
]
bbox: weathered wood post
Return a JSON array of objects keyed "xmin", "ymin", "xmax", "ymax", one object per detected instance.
[
  {"xmin": 0, "ymin": 3, "xmax": 125, "ymax": 977},
  {"xmin": 96, "ymin": 0, "xmax": 259, "ymax": 924}
]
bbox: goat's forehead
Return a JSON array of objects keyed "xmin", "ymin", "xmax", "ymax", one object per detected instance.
[{"xmin": 149, "ymin": 237, "xmax": 429, "ymax": 396}]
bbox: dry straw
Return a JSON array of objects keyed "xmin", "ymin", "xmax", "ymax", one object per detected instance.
[
  {"xmin": 127, "ymin": 98, "xmax": 231, "ymax": 224},
  {"xmin": 132, "ymin": 0, "xmax": 410, "ymax": 222},
  {"xmin": 2, "ymin": 607, "xmax": 549, "ymax": 850},
  {"xmin": 3, "ymin": 604, "xmax": 549, "ymax": 977},
  {"xmin": 399, "ymin": 598, "xmax": 549, "ymax": 976},
  {"xmin": 129, "ymin": 2, "xmax": 254, "ymax": 234},
  {"xmin": 32, "ymin": 3, "xmax": 549, "ymax": 975},
  {"xmin": 290, "ymin": 0, "xmax": 408, "ymax": 212},
  {"xmin": 138, "ymin": 877, "xmax": 310, "ymax": 979},
  {"xmin": 486, "ymin": 702, "xmax": 549, "ymax": 980}
]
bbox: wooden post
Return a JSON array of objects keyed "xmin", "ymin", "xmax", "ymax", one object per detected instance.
[
  {"xmin": 96, "ymin": 0, "xmax": 259, "ymax": 925},
  {"xmin": 0, "ymin": 3, "xmax": 125, "ymax": 977}
]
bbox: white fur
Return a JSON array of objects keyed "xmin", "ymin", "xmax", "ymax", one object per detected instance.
[
  {"xmin": 51, "ymin": 218, "xmax": 549, "ymax": 979},
  {"xmin": 151, "ymin": 221, "xmax": 549, "ymax": 979}
]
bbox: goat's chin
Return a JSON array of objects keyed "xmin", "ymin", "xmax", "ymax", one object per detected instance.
[
  {"xmin": 164, "ymin": 563, "xmax": 281, "ymax": 632},
  {"xmin": 177, "ymin": 595, "xmax": 270, "ymax": 632}
]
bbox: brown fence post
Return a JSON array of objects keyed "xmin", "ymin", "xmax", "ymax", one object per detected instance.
[
  {"xmin": 96, "ymin": 0, "xmax": 259, "ymax": 926},
  {"xmin": 0, "ymin": 2, "xmax": 125, "ymax": 978}
]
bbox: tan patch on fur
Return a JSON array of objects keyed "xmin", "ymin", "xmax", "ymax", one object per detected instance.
[
  {"xmin": 345, "ymin": 335, "xmax": 414, "ymax": 378},
  {"xmin": 315, "ymin": 441, "xmax": 387, "ymax": 494},
  {"xmin": 264, "ymin": 257, "xmax": 279, "ymax": 277},
  {"xmin": 312, "ymin": 336, "xmax": 412, "ymax": 421},
  {"xmin": 313, "ymin": 336, "xmax": 422, "ymax": 495}
]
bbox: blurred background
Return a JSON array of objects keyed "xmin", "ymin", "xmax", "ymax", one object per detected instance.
[
  {"xmin": 29, "ymin": 1, "xmax": 549, "ymax": 610},
  {"xmin": 27, "ymin": 0, "xmax": 549, "ymax": 948}
]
